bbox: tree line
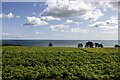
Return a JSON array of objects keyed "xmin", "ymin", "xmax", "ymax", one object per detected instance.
[
  {"xmin": 48, "ymin": 41, "xmax": 120, "ymax": 48},
  {"xmin": 2, "ymin": 41, "xmax": 120, "ymax": 48}
]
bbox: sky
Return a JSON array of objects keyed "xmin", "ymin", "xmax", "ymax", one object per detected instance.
[{"xmin": 1, "ymin": 0, "xmax": 119, "ymax": 40}]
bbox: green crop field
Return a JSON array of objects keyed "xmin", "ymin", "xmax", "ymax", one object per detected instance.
[{"xmin": 2, "ymin": 46, "xmax": 120, "ymax": 80}]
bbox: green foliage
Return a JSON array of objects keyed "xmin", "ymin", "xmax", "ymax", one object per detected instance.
[{"xmin": 2, "ymin": 46, "xmax": 120, "ymax": 80}]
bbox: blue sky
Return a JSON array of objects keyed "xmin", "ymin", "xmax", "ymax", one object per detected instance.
[{"xmin": 1, "ymin": 0, "xmax": 118, "ymax": 40}]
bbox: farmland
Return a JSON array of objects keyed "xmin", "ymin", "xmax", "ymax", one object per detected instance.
[{"xmin": 2, "ymin": 46, "xmax": 120, "ymax": 80}]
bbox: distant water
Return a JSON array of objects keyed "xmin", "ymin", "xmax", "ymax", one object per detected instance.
[{"xmin": 1, "ymin": 40, "xmax": 118, "ymax": 47}]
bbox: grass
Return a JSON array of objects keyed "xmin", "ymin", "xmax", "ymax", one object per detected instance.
[{"xmin": 2, "ymin": 46, "xmax": 120, "ymax": 80}]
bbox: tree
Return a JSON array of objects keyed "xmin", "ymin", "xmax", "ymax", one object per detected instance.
[
  {"xmin": 95, "ymin": 43, "xmax": 99, "ymax": 47},
  {"xmin": 95, "ymin": 43, "xmax": 103, "ymax": 48},
  {"xmin": 78, "ymin": 43, "xmax": 83, "ymax": 48},
  {"xmin": 85, "ymin": 41, "xmax": 94, "ymax": 48},
  {"xmin": 99, "ymin": 44, "xmax": 103, "ymax": 48},
  {"xmin": 48, "ymin": 43, "xmax": 53, "ymax": 47},
  {"xmin": 114, "ymin": 44, "xmax": 120, "ymax": 47}
]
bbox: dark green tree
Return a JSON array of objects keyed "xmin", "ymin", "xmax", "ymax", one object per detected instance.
[
  {"xmin": 48, "ymin": 43, "xmax": 53, "ymax": 47},
  {"xmin": 85, "ymin": 41, "xmax": 94, "ymax": 48},
  {"xmin": 78, "ymin": 43, "xmax": 83, "ymax": 48},
  {"xmin": 95, "ymin": 43, "xmax": 99, "ymax": 47},
  {"xmin": 114, "ymin": 44, "xmax": 120, "ymax": 47}
]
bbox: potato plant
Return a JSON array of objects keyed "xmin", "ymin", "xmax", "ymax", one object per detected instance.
[{"xmin": 2, "ymin": 46, "xmax": 120, "ymax": 80}]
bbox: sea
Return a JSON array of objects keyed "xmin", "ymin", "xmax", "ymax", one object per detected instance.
[{"xmin": 1, "ymin": 40, "xmax": 119, "ymax": 47}]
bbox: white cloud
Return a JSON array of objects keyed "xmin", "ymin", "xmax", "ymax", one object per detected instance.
[
  {"xmin": 41, "ymin": 16, "xmax": 60, "ymax": 21},
  {"xmin": 5, "ymin": 13, "xmax": 14, "ymax": 18},
  {"xmin": 75, "ymin": 22, "xmax": 83, "ymax": 25},
  {"xmin": 68, "ymin": 28, "xmax": 87, "ymax": 33},
  {"xmin": 0, "ymin": 14, "xmax": 2, "ymax": 18},
  {"xmin": 38, "ymin": 0, "xmax": 118, "ymax": 24},
  {"xmin": 0, "ymin": 13, "xmax": 20, "ymax": 19},
  {"xmin": 98, "ymin": 1, "xmax": 117, "ymax": 11},
  {"xmin": 89, "ymin": 16, "xmax": 118, "ymax": 30},
  {"xmin": 35, "ymin": 31, "xmax": 40, "ymax": 34},
  {"xmin": 50, "ymin": 24, "xmax": 70, "ymax": 31},
  {"xmin": 81, "ymin": 9, "xmax": 104, "ymax": 21},
  {"xmin": 40, "ymin": 0, "xmax": 117, "ymax": 19},
  {"xmin": 24, "ymin": 16, "xmax": 48, "ymax": 26},
  {"xmin": 62, "ymin": 27, "xmax": 87, "ymax": 33},
  {"xmin": 35, "ymin": 31, "xmax": 44, "ymax": 34},
  {"xmin": 16, "ymin": 16, "xmax": 20, "ymax": 18},
  {"xmin": 0, "ymin": 13, "xmax": 14, "ymax": 19},
  {"xmin": 90, "ymin": 22, "xmax": 106, "ymax": 27},
  {"xmin": 106, "ymin": 16, "xmax": 118, "ymax": 25},
  {"xmin": 66, "ymin": 20, "xmax": 73, "ymax": 24},
  {"xmin": 32, "ymin": 12, "xmax": 36, "ymax": 15},
  {"xmin": 24, "ymin": 16, "xmax": 61, "ymax": 26},
  {"xmin": 49, "ymin": 24, "xmax": 87, "ymax": 33},
  {"xmin": 102, "ymin": 30, "xmax": 117, "ymax": 34},
  {"xmin": 42, "ymin": 0, "xmax": 94, "ymax": 18}
]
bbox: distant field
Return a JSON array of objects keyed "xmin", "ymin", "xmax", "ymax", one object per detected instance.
[{"xmin": 2, "ymin": 46, "xmax": 120, "ymax": 80}]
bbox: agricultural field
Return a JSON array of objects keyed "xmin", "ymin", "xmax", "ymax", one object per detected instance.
[{"xmin": 2, "ymin": 46, "xmax": 120, "ymax": 80}]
